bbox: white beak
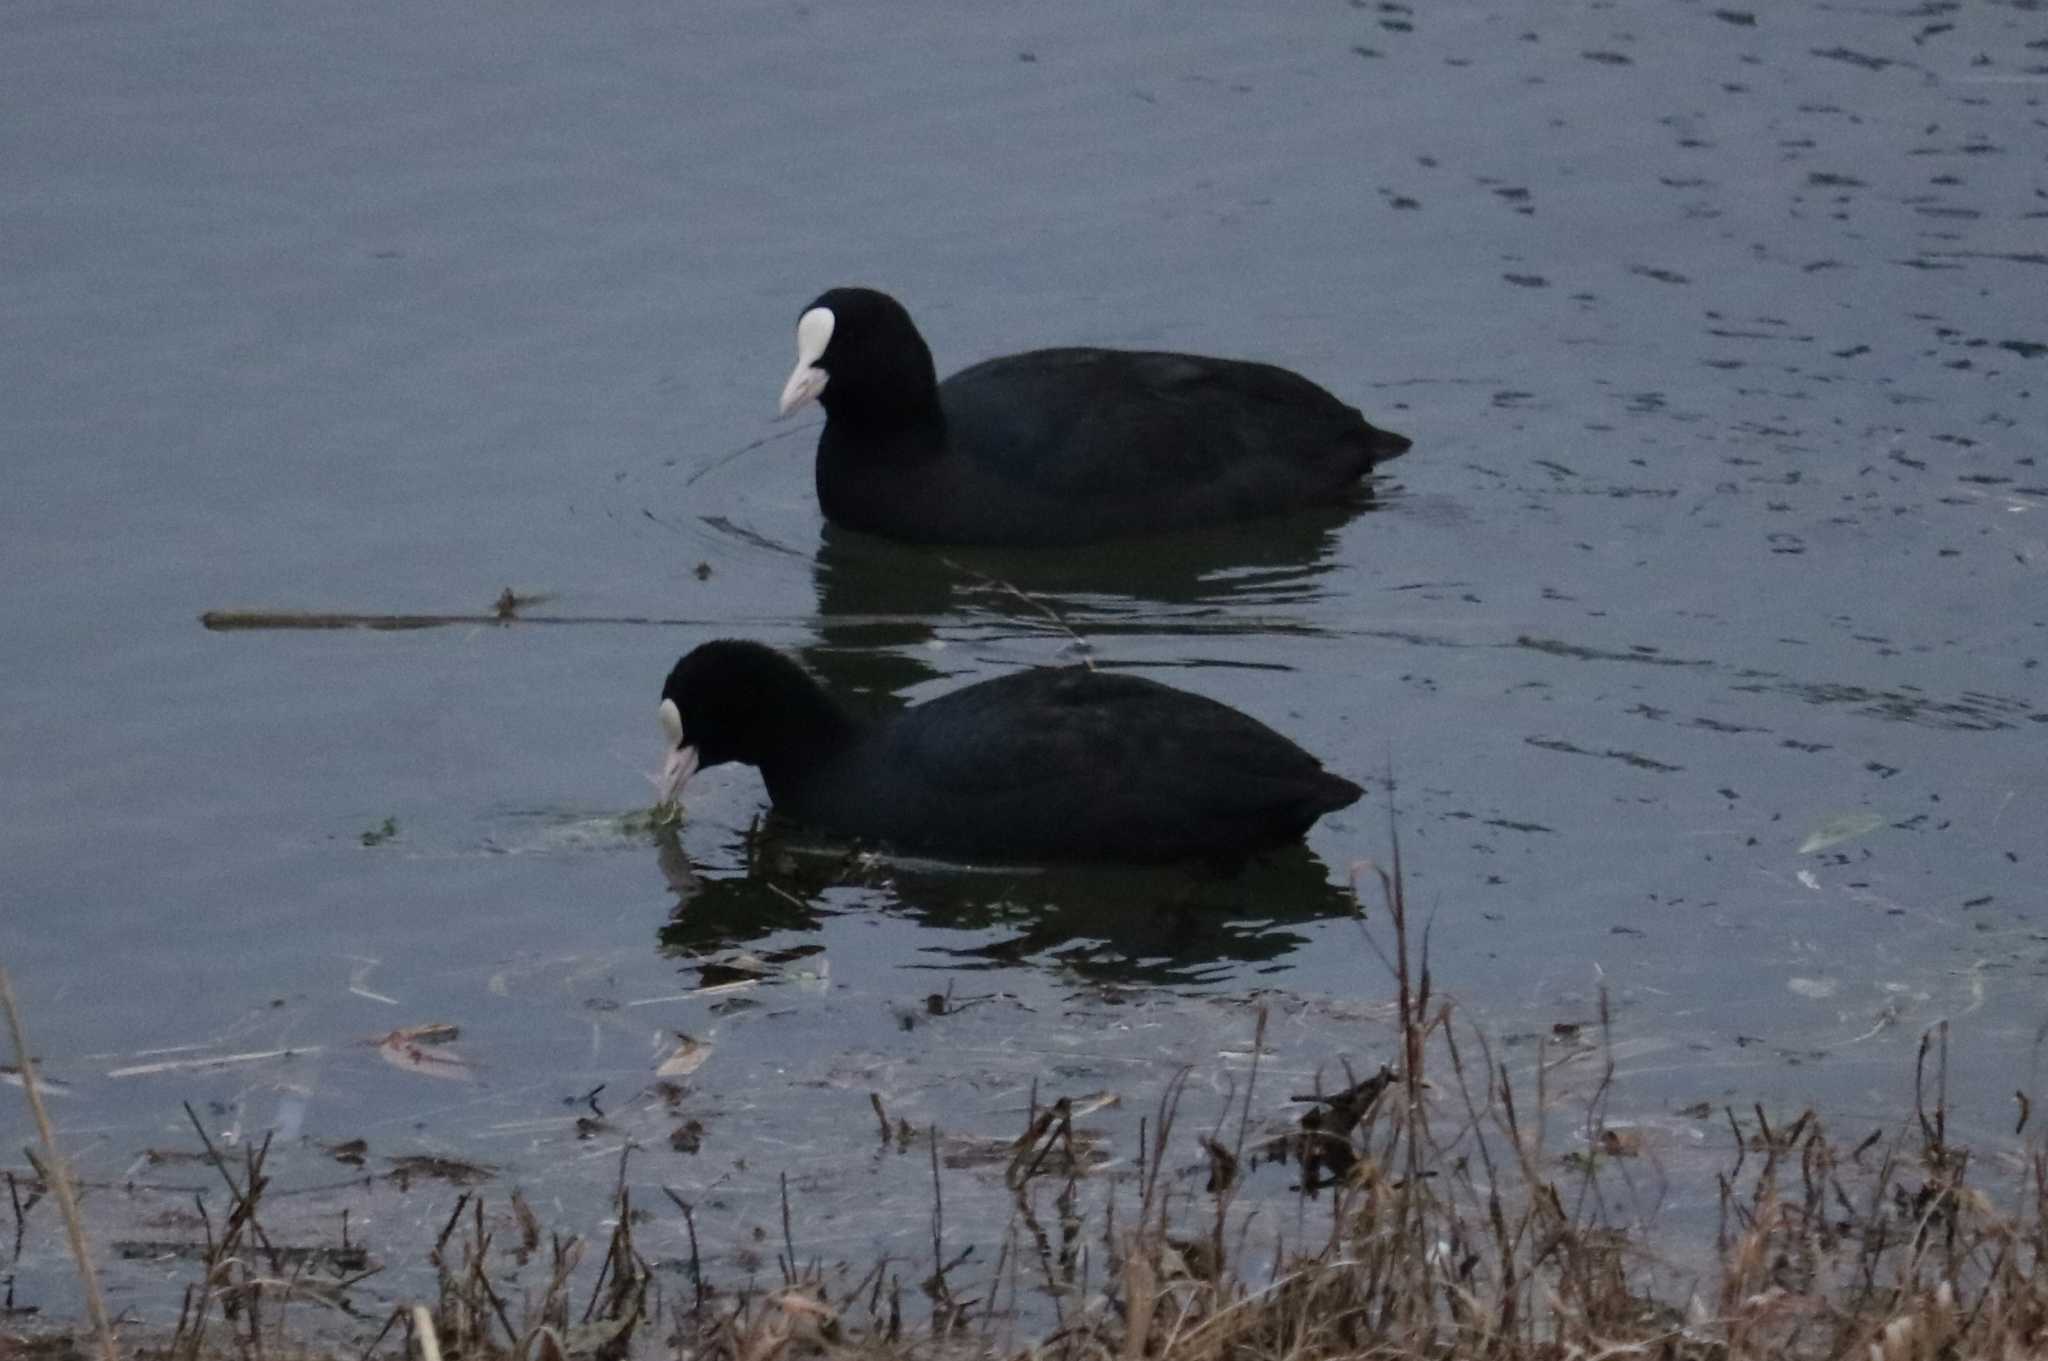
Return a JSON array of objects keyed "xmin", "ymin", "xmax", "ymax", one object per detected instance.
[
  {"xmin": 658, "ymin": 743, "xmax": 701, "ymax": 806},
  {"xmin": 778, "ymin": 364, "xmax": 827, "ymax": 418},
  {"xmin": 777, "ymin": 305, "xmax": 836, "ymax": 418},
  {"xmin": 656, "ymin": 697, "xmax": 699, "ymax": 805}
]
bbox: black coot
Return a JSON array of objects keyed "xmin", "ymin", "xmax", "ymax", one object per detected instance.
[
  {"xmin": 656, "ymin": 641, "xmax": 1362, "ymax": 864},
  {"xmin": 775, "ymin": 287, "xmax": 1412, "ymax": 546}
]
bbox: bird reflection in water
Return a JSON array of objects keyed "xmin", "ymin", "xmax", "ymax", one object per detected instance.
[
  {"xmin": 653, "ymin": 821, "xmax": 1359, "ymax": 990},
  {"xmin": 798, "ymin": 502, "xmax": 1366, "ymax": 702}
]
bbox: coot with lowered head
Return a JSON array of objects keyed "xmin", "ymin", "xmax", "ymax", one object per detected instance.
[
  {"xmin": 776, "ymin": 288, "xmax": 1411, "ymax": 546},
  {"xmin": 657, "ymin": 641, "xmax": 1362, "ymax": 864}
]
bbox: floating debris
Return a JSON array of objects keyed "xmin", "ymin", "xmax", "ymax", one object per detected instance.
[
  {"xmin": 374, "ymin": 1024, "xmax": 474, "ymax": 1082},
  {"xmin": 655, "ymin": 1033, "xmax": 713, "ymax": 1079},
  {"xmin": 386, "ymin": 1154, "xmax": 494, "ymax": 1188},
  {"xmin": 107, "ymin": 1046, "xmax": 322, "ymax": 1079},
  {"xmin": 324, "ymin": 1138, "xmax": 369, "ymax": 1166},
  {"xmin": 1798, "ymin": 811, "xmax": 1885, "ymax": 854}
]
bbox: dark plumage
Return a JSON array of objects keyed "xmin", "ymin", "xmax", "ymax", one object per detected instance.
[
  {"xmin": 776, "ymin": 288, "xmax": 1412, "ymax": 546},
  {"xmin": 656, "ymin": 641, "xmax": 1363, "ymax": 864}
]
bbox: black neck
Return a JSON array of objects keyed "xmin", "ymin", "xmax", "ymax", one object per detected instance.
[
  {"xmin": 820, "ymin": 323, "xmax": 945, "ymax": 448},
  {"xmin": 818, "ymin": 410, "xmax": 947, "ymax": 469},
  {"xmin": 751, "ymin": 663, "xmax": 862, "ymax": 797}
]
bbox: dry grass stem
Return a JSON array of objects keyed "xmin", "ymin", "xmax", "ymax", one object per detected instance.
[{"xmin": 0, "ymin": 965, "xmax": 117, "ymax": 1361}]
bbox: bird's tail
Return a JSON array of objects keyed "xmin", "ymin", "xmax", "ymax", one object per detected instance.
[{"xmin": 1365, "ymin": 423, "xmax": 1413, "ymax": 462}]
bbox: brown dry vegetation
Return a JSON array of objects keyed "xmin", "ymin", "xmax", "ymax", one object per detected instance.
[{"xmin": 8, "ymin": 848, "xmax": 2048, "ymax": 1361}]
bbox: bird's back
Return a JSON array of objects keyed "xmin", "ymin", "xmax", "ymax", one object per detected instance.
[
  {"xmin": 785, "ymin": 666, "xmax": 1361, "ymax": 862},
  {"xmin": 934, "ymin": 348, "xmax": 1402, "ymax": 531}
]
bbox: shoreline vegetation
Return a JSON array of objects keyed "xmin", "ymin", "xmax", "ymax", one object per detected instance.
[{"xmin": 6, "ymin": 851, "xmax": 2045, "ymax": 1361}]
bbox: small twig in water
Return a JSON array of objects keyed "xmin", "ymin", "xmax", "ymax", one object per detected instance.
[
  {"xmin": 780, "ymin": 1171, "xmax": 798, "ymax": 1284},
  {"xmin": 663, "ymin": 1187, "xmax": 706, "ymax": 1315},
  {"xmin": 938, "ymin": 557, "xmax": 1095, "ymax": 668},
  {"xmin": 684, "ymin": 424, "xmax": 813, "ymax": 487}
]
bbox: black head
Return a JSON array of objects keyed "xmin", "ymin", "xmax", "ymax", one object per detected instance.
[
  {"xmin": 777, "ymin": 286, "xmax": 940, "ymax": 430},
  {"xmin": 656, "ymin": 641, "xmax": 853, "ymax": 803}
]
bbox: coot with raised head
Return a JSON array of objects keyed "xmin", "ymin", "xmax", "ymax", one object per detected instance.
[
  {"xmin": 775, "ymin": 288, "xmax": 1411, "ymax": 546},
  {"xmin": 657, "ymin": 640, "xmax": 1362, "ymax": 864}
]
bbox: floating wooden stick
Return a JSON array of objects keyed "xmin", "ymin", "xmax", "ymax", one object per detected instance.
[
  {"xmin": 199, "ymin": 607, "xmax": 940, "ymax": 633},
  {"xmin": 199, "ymin": 609, "xmax": 721, "ymax": 632}
]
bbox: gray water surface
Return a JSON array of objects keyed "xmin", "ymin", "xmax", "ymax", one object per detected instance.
[{"xmin": 3, "ymin": 0, "xmax": 2044, "ymax": 1327}]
